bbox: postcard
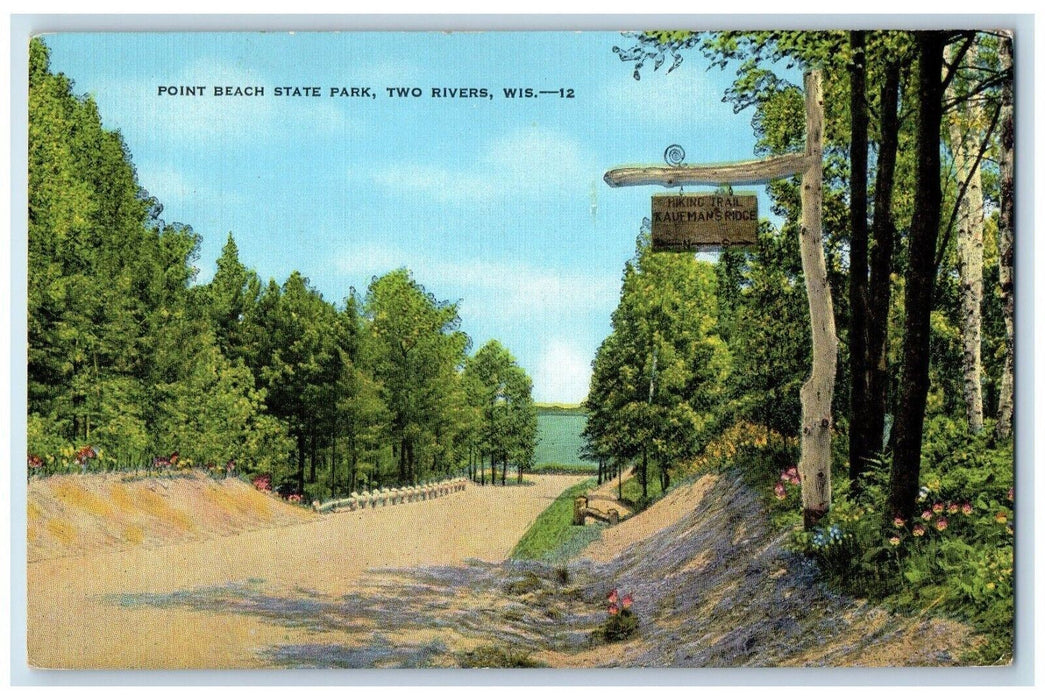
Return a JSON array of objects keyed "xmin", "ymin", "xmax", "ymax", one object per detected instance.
[{"xmin": 23, "ymin": 27, "xmax": 1017, "ymax": 670}]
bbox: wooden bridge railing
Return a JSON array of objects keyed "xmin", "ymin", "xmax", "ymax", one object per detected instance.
[
  {"xmin": 572, "ymin": 495, "xmax": 620, "ymax": 526},
  {"xmin": 313, "ymin": 477, "xmax": 468, "ymax": 513}
]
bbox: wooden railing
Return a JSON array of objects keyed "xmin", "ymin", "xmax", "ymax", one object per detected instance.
[
  {"xmin": 572, "ymin": 495, "xmax": 620, "ymax": 526},
  {"xmin": 313, "ymin": 477, "xmax": 468, "ymax": 513}
]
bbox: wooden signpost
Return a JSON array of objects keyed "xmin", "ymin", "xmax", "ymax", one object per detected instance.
[
  {"xmin": 651, "ymin": 192, "xmax": 758, "ymax": 251},
  {"xmin": 604, "ymin": 71, "xmax": 837, "ymax": 527}
]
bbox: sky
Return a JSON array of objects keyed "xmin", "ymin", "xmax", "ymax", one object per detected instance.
[{"xmin": 41, "ymin": 31, "xmax": 794, "ymax": 403}]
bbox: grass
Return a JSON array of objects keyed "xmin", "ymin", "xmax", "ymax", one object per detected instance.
[
  {"xmin": 510, "ymin": 478, "xmax": 600, "ymax": 562},
  {"xmin": 530, "ymin": 463, "xmax": 599, "ymax": 475},
  {"xmin": 619, "ymin": 470, "xmax": 667, "ymax": 511}
]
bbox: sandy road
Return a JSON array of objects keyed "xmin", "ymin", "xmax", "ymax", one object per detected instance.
[{"xmin": 27, "ymin": 474, "xmax": 583, "ymax": 669}]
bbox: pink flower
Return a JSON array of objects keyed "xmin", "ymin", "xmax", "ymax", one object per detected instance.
[
  {"xmin": 789, "ymin": 474, "xmax": 801, "ymax": 485},
  {"xmin": 947, "ymin": 503, "xmax": 959, "ymax": 514},
  {"xmin": 913, "ymin": 524, "xmax": 926, "ymax": 537},
  {"xmin": 607, "ymin": 589, "xmax": 619, "ymax": 604},
  {"xmin": 607, "ymin": 604, "xmax": 619, "ymax": 615},
  {"xmin": 773, "ymin": 482, "xmax": 787, "ymax": 500},
  {"xmin": 889, "ymin": 536, "xmax": 901, "ymax": 546},
  {"xmin": 961, "ymin": 503, "xmax": 973, "ymax": 515},
  {"xmin": 1008, "ymin": 487, "xmax": 1014, "ymax": 502},
  {"xmin": 893, "ymin": 517, "xmax": 905, "ymax": 528},
  {"xmin": 932, "ymin": 502, "xmax": 944, "ymax": 514},
  {"xmin": 28, "ymin": 454, "xmax": 44, "ymax": 470},
  {"xmin": 921, "ymin": 510, "xmax": 933, "ymax": 521},
  {"xmin": 935, "ymin": 518, "xmax": 948, "ymax": 531},
  {"xmin": 621, "ymin": 594, "xmax": 633, "ymax": 609},
  {"xmin": 785, "ymin": 466, "xmax": 799, "ymax": 478}
]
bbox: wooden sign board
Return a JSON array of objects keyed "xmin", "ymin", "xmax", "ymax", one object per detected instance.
[{"xmin": 651, "ymin": 192, "xmax": 758, "ymax": 251}]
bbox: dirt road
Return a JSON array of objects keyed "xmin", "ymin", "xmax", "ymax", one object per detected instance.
[{"xmin": 27, "ymin": 475, "xmax": 582, "ymax": 669}]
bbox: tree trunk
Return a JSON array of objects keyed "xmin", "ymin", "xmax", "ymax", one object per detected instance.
[
  {"xmin": 848, "ymin": 30, "xmax": 872, "ymax": 483},
  {"xmin": 330, "ymin": 429, "xmax": 337, "ymax": 495},
  {"xmin": 798, "ymin": 71, "xmax": 838, "ymax": 528},
  {"xmin": 996, "ymin": 32, "xmax": 1015, "ymax": 440},
  {"xmin": 889, "ymin": 32, "xmax": 946, "ymax": 520},
  {"xmin": 866, "ymin": 59, "xmax": 903, "ymax": 463},
  {"xmin": 946, "ymin": 44, "xmax": 985, "ymax": 433},
  {"xmin": 398, "ymin": 437, "xmax": 408, "ymax": 483},
  {"xmin": 296, "ymin": 432, "xmax": 306, "ymax": 494},
  {"xmin": 309, "ymin": 430, "xmax": 317, "ymax": 484}
]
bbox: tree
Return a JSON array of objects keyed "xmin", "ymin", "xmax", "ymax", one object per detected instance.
[
  {"xmin": 364, "ymin": 269, "xmax": 469, "ymax": 485},
  {"xmin": 584, "ymin": 232, "xmax": 729, "ymax": 499},
  {"xmin": 205, "ymin": 233, "xmax": 261, "ymax": 362},
  {"xmin": 887, "ymin": 31, "xmax": 948, "ymax": 520},
  {"xmin": 464, "ymin": 340, "xmax": 537, "ymax": 485},
  {"xmin": 994, "ymin": 33, "xmax": 1015, "ymax": 439}
]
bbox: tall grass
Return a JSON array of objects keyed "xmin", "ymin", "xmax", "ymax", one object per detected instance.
[{"xmin": 510, "ymin": 478, "xmax": 600, "ymax": 561}]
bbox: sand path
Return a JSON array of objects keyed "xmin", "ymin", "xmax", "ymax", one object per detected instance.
[{"xmin": 27, "ymin": 475, "xmax": 583, "ymax": 669}]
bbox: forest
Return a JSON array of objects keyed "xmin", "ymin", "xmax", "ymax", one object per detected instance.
[
  {"xmin": 582, "ymin": 29, "xmax": 1014, "ymax": 659},
  {"xmin": 27, "ymin": 28, "xmax": 1016, "ymax": 660},
  {"xmin": 26, "ymin": 37, "xmax": 538, "ymax": 502}
]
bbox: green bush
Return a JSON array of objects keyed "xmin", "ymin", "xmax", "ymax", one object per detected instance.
[{"xmin": 774, "ymin": 416, "xmax": 1014, "ymax": 663}]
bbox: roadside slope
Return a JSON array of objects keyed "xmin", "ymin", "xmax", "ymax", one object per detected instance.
[{"xmin": 27, "ymin": 471, "xmax": 316, "ymax": 561}]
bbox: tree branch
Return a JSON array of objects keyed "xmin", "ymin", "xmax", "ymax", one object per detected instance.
[
  {"xmin": 605, "ymin": 153, "xmax": 815, "ymax": 187},
  {"xmin": 934, "ymin": 98, "xmax": 1002, "ymax": 273}
]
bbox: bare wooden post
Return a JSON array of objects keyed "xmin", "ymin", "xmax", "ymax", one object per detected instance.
[
  {"xmin": 605, "ymin": 70, "xmax": 836, "ymax": 528},
  {"xmin": 797, "ymin": 71, "xmax": 837, "ymax": 527},
  {"xmin": 573, "ymin": 496, "xmax": 588, "ymax": 525}
]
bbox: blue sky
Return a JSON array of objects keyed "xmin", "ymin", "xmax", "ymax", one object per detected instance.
[{"xmin": 41, "ymin": 31, "xmax": 791, "ymax": 403}]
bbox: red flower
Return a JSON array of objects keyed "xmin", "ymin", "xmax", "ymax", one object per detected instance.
[
  {"xmin": 607, "ymin": 604, "xmax": 620, "ymax": 615},
  {"xmin": 961, "ymin": 503, "xmax": 973, "ymax": 515},
  {"xmin": 935, "ymin": 518, "xmax": 948, "ymax": 531},
  {"xmin": 621, "ymin": 593, "xmax": 633, "ymax": 609},
  {"xmin": 932, "ymin": 502, "xmax": 944, "ymax": 514},
  {"xmin": 28, "ymin": 454, "xmax": 44, "ymax": 469},
  {"xmin": 913, "ymin": 524, "xmax": 926, "ymax": 537},
  {"xmin": 607, "ymin": 589, "xmax": 619, "ymax": 604},
  {"xmin": 892, "ymin": 517, "xmax": 905, "ymax": 528},
  {"xmin": 773, "ymin": 482, "xmax": 787, "ymax": 500},
  {"xmin": 947, "ymin": 503, "xmax": 959, "ymax": 514}
]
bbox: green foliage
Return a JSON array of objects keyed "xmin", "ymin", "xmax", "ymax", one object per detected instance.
[
  {"xmin": 776, "ymin": 416, "xmax": 1013, "ymax": 662},
  {"xmin": 463, "ymin": 340, "xmax": 539, "ymax": 484},
  {"xmin": 26, "ymin": 38, "xmax": 533, "ymax": 501},
  {"xmin": 597, "ymin": 590, "xmax": 640, "ymax": 643},
  {"xmin": 529, "ymin": 463, "xmax": 599, "ymax": 475},
  {"xmin": 510, "ymin": 479, "xmax": 598, "ymax": 561},
  {"xmin": 583, "ymin": 231, "xmax": 730, "ymax": 497}
]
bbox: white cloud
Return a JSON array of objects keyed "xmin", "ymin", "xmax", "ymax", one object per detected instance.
[
  {"xmin": 535, "ymin": 339, "xmax": 593, "ymax": 404},
  {"xmin": 368, "ymin": 126, "xmax": 599, "ymax": 204},
  {"xmin": 336, "ymin": 248, "xmax": 618, "ymax": 320}
]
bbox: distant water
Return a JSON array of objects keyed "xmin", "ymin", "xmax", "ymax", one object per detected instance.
[{"xmin": 534, "ymin": 413, "xmax": 597, "ymax": 467}]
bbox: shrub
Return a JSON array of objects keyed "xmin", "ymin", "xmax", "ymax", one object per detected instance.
[
  {"xmin": 599, "ymin": 589, "xmax": 639, "ymax": 643},
  {"xmin": 779, "ymin": 416, "xmax": 1014, "ymax": 663}
]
